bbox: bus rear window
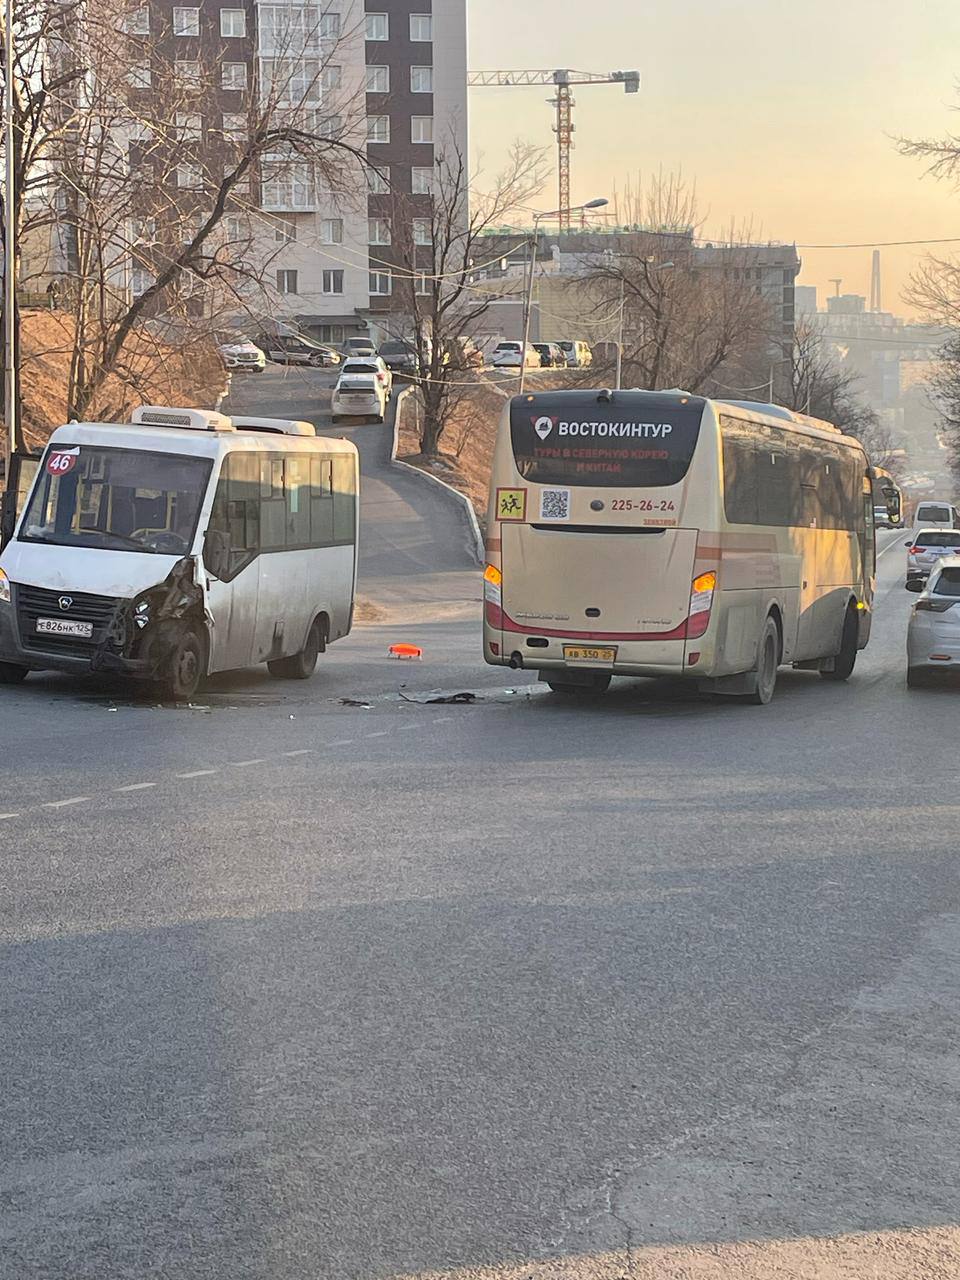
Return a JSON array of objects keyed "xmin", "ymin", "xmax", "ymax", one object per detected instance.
[{"xmin": 510, "ymin": 393, "xmax": 704, "ymax": 488}]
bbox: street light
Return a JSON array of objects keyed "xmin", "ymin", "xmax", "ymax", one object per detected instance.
[
  {"xmin": 616, "ymin": 260, "xmax": 674, "ymax": 391},
  {"xmin": 519, "ymin": 197, "xmax": 608, "ymax": 393}
]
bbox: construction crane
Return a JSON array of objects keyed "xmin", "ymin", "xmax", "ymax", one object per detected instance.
[{"xmin": 467, "ymin": 69, "xmax": 641, "ymax": 232}]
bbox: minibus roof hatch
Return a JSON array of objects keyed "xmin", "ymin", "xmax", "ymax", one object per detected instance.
[{"xmin": 131, "ymin": 406, "xmax": 234, "ymax": 431}]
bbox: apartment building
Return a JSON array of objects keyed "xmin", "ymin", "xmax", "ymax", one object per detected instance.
[{"xmin": 47, "ymin": 1, "xmax": 468, "ymax": 346}]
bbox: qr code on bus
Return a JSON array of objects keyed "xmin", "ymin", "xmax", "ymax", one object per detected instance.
[{"xmin": 539, "ymin": 488, "xmax": 570, "ymax": 521}]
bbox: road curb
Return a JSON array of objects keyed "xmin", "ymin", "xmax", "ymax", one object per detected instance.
[{"xmin": 389, "ymin": 385, "xmax": 485, "ymax": 566}]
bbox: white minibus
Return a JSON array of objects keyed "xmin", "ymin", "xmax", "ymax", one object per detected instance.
[
  {"xmin": 483, "ymin": 390, "xmax": 875, "ymax": 704},
  {"xmin": 911, "ymin": 500, "xmax": 958, "ymax": 532},
  {"xmin": 0, "ymin": 406, "xmax": 359, "ymax": 698}
]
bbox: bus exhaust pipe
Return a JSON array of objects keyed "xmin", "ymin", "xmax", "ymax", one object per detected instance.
[{"xmin": 509, "ymin": 652, "xmax": 524, "ymax": 670}]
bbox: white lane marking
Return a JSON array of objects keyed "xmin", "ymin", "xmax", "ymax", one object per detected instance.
[
  {"xmin": 232, "ymin": 759, "xmax": 267, "ymax": 768},
  {"xmin": 878, "ymin": 536, "xmax": 906, "ymax": 561},
  {"xmin": 0, "ymin": 813, "xmax": 19, "ymax": 820},
  {"xmin": 44, "ymin": 796, "xmax": 90, "ymax": 809},
  {"xmin": 432, "ymin": 716, "xmax": 454, "ymax": 724},
  {"xmin": 328, "ymin": 739, "xmax": 355, "ymax": 747},
  {"xmin": 283, "ymin": 749, "xmax": 314, "ymax": 757},
  {"xmin": 367, "ymin": 731, "xmax": 389, "ymax": 738},
  {"xmin": 115, "ymin": 782, "xmax": 157, "ymax": 793},
  {"xmin": 177, "ymin": 769, "xmax": 219, "ymax": 779}
]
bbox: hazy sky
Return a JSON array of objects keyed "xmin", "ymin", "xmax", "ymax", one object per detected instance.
[{"xmin": 469, "ymin": 0, "xmax": 960, "ymax": 318}]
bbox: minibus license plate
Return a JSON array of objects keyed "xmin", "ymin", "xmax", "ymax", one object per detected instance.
[
  {"xmin": 36, "ymin": 618, "xmax": 94, "ymax": 638},
  {"xmin": 564, "ymin": 645, "xmax": 617, "ymax": 663}
]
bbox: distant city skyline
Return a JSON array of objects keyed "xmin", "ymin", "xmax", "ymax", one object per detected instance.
[{"xmin": 468, "ymin": 0, "xmax": 960, "ymax": 318}]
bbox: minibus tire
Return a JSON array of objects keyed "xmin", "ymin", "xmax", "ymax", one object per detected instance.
[
  {"xmin": 0, "ymin": 660, "xmax": 28, "ymax": 684},
  {"xmin": 820, "ymin": 606, "xmax": 858, "ymax": 682},
  {"xmin": 163, "ymin": 627, "xmax": 204, "ymax": 701},
  {"xmin": 268, "ymin": 619, "xmax": 322, "ymax": 680}
]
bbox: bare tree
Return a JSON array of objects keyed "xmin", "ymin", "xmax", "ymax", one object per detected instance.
[
  {"xmin": 3, "ymin": 0, "xmax": 370, "ymax": 433},
  {"xmin": 582, "ymin": 175, "xmax": 774, "ymax": 393},
  {"xmin": 384, "ymin": 138, "xmax": 548, "ymax": 457}
]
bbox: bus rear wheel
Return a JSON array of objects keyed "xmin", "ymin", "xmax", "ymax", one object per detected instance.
[
  {"xmin": 268, "ymin": 618, "xmax": 323, "ymax": 680},
  {"xmin": 545, "ymin": 673, "xmax": 611, "ymax": 695},
  {"xmin": 820, "ymin": 607, "xmax": 858, "ymax": 682},
  {"xmin": 744, "ymin": 616, "xmax": 780, "ymax": 705}
]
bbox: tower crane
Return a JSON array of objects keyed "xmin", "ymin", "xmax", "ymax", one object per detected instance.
[{"xmin": 467, "ymin": 69, "xmax": 641, "ymax": 232}]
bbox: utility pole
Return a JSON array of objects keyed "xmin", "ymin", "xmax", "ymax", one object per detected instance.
[
  {"xmin": 3, "ymin": 0, "xmax": 16, "ymax": 498},
  {"xmin": 615, "ymin": 276, "xmax": 625, "ymax": 390}
]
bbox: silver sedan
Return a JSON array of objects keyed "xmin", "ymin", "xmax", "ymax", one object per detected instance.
[{"xmin": 907, "ymin": 555, "xmax": 960, "ymax": 686}]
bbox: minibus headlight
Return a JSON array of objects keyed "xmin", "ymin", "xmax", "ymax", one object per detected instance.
[{"xmin": 0, "ymin": 569, "xmax": 10, "ymax": 605}]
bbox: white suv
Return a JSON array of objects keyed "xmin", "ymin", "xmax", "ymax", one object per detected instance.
[{"xmin": 906, "ymin": 528, "xmax": 960, "ymax": 588}]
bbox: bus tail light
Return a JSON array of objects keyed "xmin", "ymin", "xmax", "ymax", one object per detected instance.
[
  {"xmin": 484, "ymin": 563, "xmax": 504, "ymax": 628},
  {"xmin": 685, "ymin": 570, "xmax": 717, "ymax": 639}
]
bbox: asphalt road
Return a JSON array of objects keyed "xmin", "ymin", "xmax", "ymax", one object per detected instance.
[{"xmin": 3, "ymin": 394, "xmax": 960, "ymax": 1279}]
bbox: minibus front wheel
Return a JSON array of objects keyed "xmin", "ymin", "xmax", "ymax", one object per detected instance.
[{"xmin": 161, "ymin": 626, "xmax": 205, "ymax": 701}]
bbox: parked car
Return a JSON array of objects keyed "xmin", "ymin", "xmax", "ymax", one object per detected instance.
[
  {"xmin": 254, "ymin": 333, "xmax": 338, "ymax": 367},
  {"xmin": 331, "ymin": 372, "xmax": 387, "ymax": 423},
  {"xmin": 216, "ymin": 331, "xmax": 266, "ymax": 373},
  {"xmin": 379, "ymin": 340, "xmax": 422, "ymax": 376},
  {"xmin": 343, "ymin": 336, "xmax": 377, "ymax": 358},
  {"xmin": 911, "ymin": 500, "xmax": 959, "ymax": 531},
  {"xmin": 907, "ymin": 558, "xmax": 960, "ymax": 685},
  {"xmin": 556, "ymin": 339, "xmax": 593, "ymax": 368},
  {"xmin": 340, "ymin": 356, "xmax": 393, "ymax": 399},
  {"xmin": 491, "ymin": 341, "xmax": 540, "ymax": 369},
  {"xmin": 532, "ymin": 343, "xmax": 557, "ymax": 368},
  {"xmin": 905, "ymin": 528, "xmax": 960, "ymax": 589}
]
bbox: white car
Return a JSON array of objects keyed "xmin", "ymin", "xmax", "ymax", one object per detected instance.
[
  {"xmin": 907, "ymin": 557, "xmax": 960, "ymax": 685},
  {"xmin": 491, "ymin": 341, "xmax": 539, "ymax": 369},
  {"xmin": 905, "ymin": 528, "xmax": 960, "ymax": 589},
  {"xmin": 216, "ymin": 332, "xmax": 266, "ymax": 373},
  {"xmin": 912, "ymin": 500, "xmax": 959, "ymax": 532},
  {"xmin": 331, "ymin": 373, "xmax": 387, "ymax": 423},
  {"xmin": 340, "ymin": 356, "xmax": 393, "ymax": 400}
]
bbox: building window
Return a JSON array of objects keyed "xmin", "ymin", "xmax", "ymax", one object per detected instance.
[
  {"xmin": 181, "ymin": 214, "xmax": 202, "ymax": 245},
  {"xmin": 410, "ymin": 66, "xmax": 432, "ymax": 93},
  {"xmin": 220, "ymin": 8, "xmax": 246, "ymax": 37},
  {"xmin": 272, "ymin": 218, "xmax": 294, "ymax": 243},
  {"xmin": 367, "ymin": 115, "xmax": 390, "ymax": 144},
  {"xmin": 222, "ymin": 62, "xmax": 248, "ymax": 90},
  {"xmin": 366, "ymin": 65, "xmax": 389, "ymax": 93},
  {"xmin": 368, "ymin": 217, "xmax": 390, "ymax": 245},
  {"xmin": 221, "ymin": 112, "xmax": 246, "ymax": 138},
  {"xmin": 260, "ymin": 158, "xmax": 314, "ymax": 210},
  {"xmin": 125, "ymin": 6, "xmax": 150, "ymax": 34},
  {"xmin": 131, "ymin": 217, "xmax": 157, "ymax": 243},
  {"xmin": 319, "ymin": 113, "xmax": 343, "ymax": 139},
  {"xmin": 411, "ymin": 116, "xmax": 433, "ymax": 144},
  {"xmin": 365, "ymin": 12, "xmax": 388, "ymax": 40},
  {"xmin": 176, "ymin": 111, "xmax": 202, "ymax": 141},
  {"xmin": 175, "ymin": 59, "xmax": 201, "ymax": 89},
  {"xmin": 409, "ymin": 13, "xmax": 432, "ymax": 40},
  {"xmin": 173, "ymin": 7, "xmax": 200, "ymax": 35},
  {"xmin": 224, "ymin": 214, "xmax": 244, "ymax": 240},
  {"xmin": 322, "ymin": 269, "xmax": 344, "ymax": 295},
  {"xmin": 415, "ymin": 272, "xmax": 430, "ymax": 295},
  {"xmin": 412, "ymin": 218, "xmax": 431, "ymax": 246},
  {"xmin": 130, "ymin": 266, "xmax": 155, "ymax": 296},
  {"xmin": 369, "ymin": 271, "xmax": 391, "ymax": 296},
  {"xmin": 177, "ymin": 162, "xmax": 203, "ymax": 188},
  {"xmin": 320, "ymin": 12, "xmax": 341, "ymax": 39},
  {"xmin": 320, "ymin": 217, "xmax": 343, "ymax": 244},
  {"xmin": 366, "ymin": 165, "xmax": 389, "ymax": 194},
  {"xmin": 411, "ymin": 166, "xmax": 434, "ymax": 195},
  {"xmin": 127, "ymin": 59, "xmax": 152, "ymax": 90},
  {"xmin": 277, "ymin": 269, "xmax": 298, "ymax": 295},
  {"xmin": 321, "ymin": 65, "xmax": 342, "ymax": 91}
]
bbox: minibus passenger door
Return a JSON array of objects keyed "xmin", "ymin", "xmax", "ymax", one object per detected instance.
[{"xmin": 203, "ymin": 455, "xmax": 260, "ymax": 672}]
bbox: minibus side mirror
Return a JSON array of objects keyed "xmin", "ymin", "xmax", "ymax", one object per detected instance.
[{"xmin": 203, "ymin": 528, "xmax": 230, "ymax": 579}]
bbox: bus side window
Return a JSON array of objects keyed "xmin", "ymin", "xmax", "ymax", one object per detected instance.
[
  {"xmin": 310, "ymin": 455, "xmax": 335, "ymax": 546},
  {"xmin": 260, "ymin": 454, "xmax": 287, "ymax": 550},
  {"xmin": 721, "ymin": 426, "xmax": 759, "ymax": 524},
  {"xmin": 332, "ymin": 454, "xmax": 357, "ymax": 544},
  {"xmin": 209, "ymin": 453, "xmax": 260, "ymax": 578}
]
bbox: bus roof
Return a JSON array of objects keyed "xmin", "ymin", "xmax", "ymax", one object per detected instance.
[{"xmin": 45, "ymin": 416, "xmax": 357, "ymax": 459}]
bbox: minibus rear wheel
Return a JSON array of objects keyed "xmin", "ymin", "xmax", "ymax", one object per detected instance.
[
  {"xmin": 268, "ymin": 618, "xmax": 323, "ymax": 680},
  {"xmin": 0, "ymin": 660, "xmax": 28, "ymax": 685}
]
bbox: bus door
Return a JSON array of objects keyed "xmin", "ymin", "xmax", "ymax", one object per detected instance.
[{"xmin": 204, "ymin": 453, "xmax": 261, "ymax": 671}]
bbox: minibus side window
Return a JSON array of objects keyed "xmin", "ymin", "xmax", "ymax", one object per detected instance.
[{"xmin": 209, "ymin": 453, "xmax": 260, "ymax": 579}]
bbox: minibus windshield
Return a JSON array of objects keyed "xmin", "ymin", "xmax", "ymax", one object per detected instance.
[{"xmin": 20, "ymin": 444, "xmax": 212, "ymax": 555}]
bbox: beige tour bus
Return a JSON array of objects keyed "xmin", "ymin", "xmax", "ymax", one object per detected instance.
[{"xmin": 483, "ymin": 389, "xmax": 875, "ymax": 704}]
